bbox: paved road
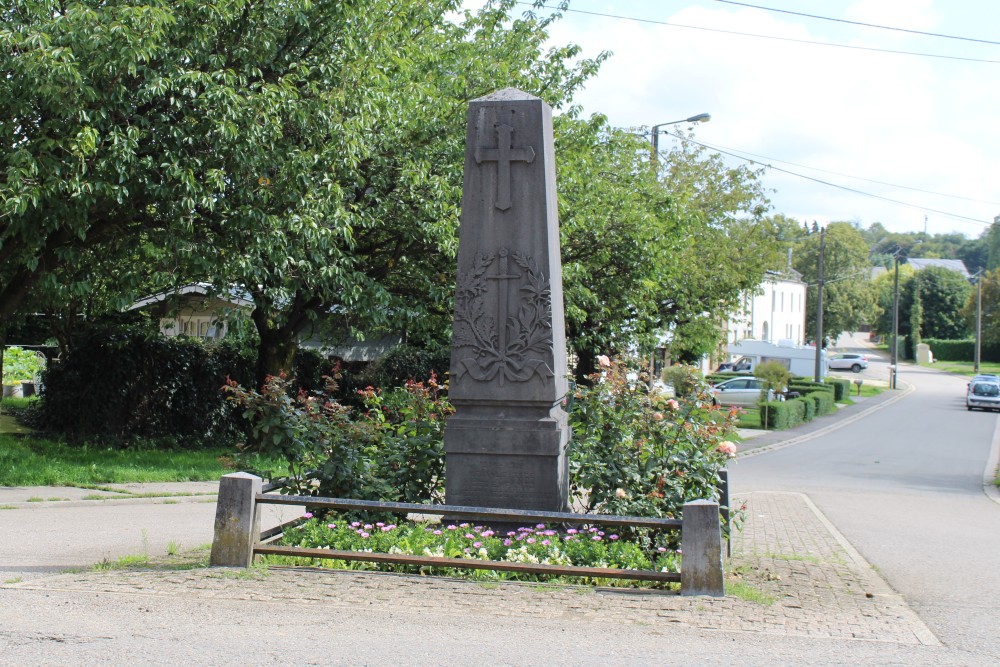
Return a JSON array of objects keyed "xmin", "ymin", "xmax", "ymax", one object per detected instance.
[{"xmin": 734, "ymin": 348, "xmax": 1000, "ymax": 663}]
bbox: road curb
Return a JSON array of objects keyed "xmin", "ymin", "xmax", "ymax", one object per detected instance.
[
  {"xmin": 795, "ymin": 492, "xmax": 941, "ymax": 647},
  {"xmin": 983, "ymin": 415, "xmax": 1000, "ymax": 506}
]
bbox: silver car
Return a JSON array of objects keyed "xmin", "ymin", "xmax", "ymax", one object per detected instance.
[
  {"xmin": 710, "ymin": 377, "xmax": 774, "ymax": 407},
  {"xmin": 828, "ymin": 353, "xmax": 868, "ymax": 373},
  {"xmin": 966, "ymin": 381, "xmax": 1000, "ymax": 411}
]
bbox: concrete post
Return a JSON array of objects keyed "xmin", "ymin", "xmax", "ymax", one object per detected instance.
[
  {"xmin": 681, "ymin": 499, "xmax": 724, "ymax": 596},
  {"xmin": 210, "ymin": 472, "xmax": 262, "ymax": 567}
]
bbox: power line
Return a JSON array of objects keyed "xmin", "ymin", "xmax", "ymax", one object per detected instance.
[
  {"xmin": 710, "ymin": 0, "xmax": 1000, "ymax": 46},
  {"xmin": 520, "ymin": 3, "xmax": 1000, "ymax": 65},
  {"xmin": 661, "ymin": 131, "xmax": 993, "ymax": 228},
  {"xmin": 676, "ymin": 140, "xmax": 1000, "ymax": 207}
]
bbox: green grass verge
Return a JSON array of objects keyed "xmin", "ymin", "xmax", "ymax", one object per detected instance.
[
  {"xmin": 928, "ymin": 360, "xmax": 1000, "ymax": 377},
  {"xmin": 0, "ymin": 433, "xmax": 279, "ymax": 487}
]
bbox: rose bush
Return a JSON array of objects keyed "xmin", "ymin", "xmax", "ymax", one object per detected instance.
[{"xmin": 568, "ymin": 358, "xmax": 737, "ymax": 521}]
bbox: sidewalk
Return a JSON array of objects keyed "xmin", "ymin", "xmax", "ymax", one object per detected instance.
[
  {"xmin": 0, "ymin": 382, "xmax": 943, "ymax": 660},
  {"xmin": 2, "ymin": 490, "xmax": 938, "ymax": 649}
]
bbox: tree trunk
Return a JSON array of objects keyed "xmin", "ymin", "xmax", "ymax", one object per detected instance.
[
  {"xmin": 573, "ymin": 342, "xmax": 598, "ymax": 385},
  {"xmin": 255, "ymin": 329, "xmax": 299, "ymax": 390}
]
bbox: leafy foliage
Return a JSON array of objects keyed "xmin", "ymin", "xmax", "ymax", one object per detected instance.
[
  {"xmin": 225, "ymin": 372, "xmax": 452, "ymax": 503},
  {"xmin": 39, "ymin": 324, "xmax": 255, "ymax": 446},
  {"xmin": 794, "ymin": 222, "xmax": 874, "ymax": 343},
  {"xmin": 567, "ymin": 358, "xmax": 736, "ymax": 520}
]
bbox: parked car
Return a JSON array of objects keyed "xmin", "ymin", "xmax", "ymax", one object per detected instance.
[
  {"xmin": 968, "ymin": 373, "xmax": 1000, "ymax": 387},
  {"xmin": 710, "ymin": 377, "xmax": 774, "ymax": 407},
  {"xmin": 828, "ymin": 353, "xmax": 868, "ymax": 373},
  {"xmin": 966, "ymin": 381, "xmax": 1000, "ymax": 411}
]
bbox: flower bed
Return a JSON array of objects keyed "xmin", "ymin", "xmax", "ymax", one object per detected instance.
[{"xmin": 263, "ymin": 512, "xmax": 680, "ymax": 588}]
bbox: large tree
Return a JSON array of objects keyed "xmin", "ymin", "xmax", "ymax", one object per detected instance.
[
  {"xmin": 1, "ymin": 0, "xmax": 606, "ymax": 385},
  {"xmin": 794, "ymin": 221, "xmax": 874, "ymax": 344},
  {"xmin": 916, "ymin": 265, "xmax": 971, "ymax": 339}
]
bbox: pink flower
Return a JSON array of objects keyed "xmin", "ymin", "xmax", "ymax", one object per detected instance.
[
  {"xmin": 717, "ymin": 441, "xmax": 738, "ymax": 457},
  {"xmin": 327, "ymin": 523, "xmax": 336, "ymax": 529},
  {"xmin": 653, "ymin": 412, "xmax": 664, "ymax": 421},
  {"xmin": 541, "ymin": 539, "xmax": 551, "ymax": 546},
  {"xmin": 615, "ymin": 488, "xmax": 627, "ymax": 499},
  {"xmin": 527, "ymin": 537, "xmax": 536, "ymax": 544},
  {"xmin": 657, "ymin": 546, "xmax": 667, "ymax": 553},
  {"xmin": 597, "ymin": 355, "xmax": 611, "ymax": 368},
  {"xmin": 473, "ymin": 542, "xmax": 482, "ymax": 548},
  {"xmin": 503, "ymin": 539, "xmax": 512, "ymax": 546},
  {"xmin": 302, "ymin": 512, "xmax": 313, "ymax": 519},
  {"xmin": 433, "ymin": 529, "xmax": 442, "ymax": 535},
  {"xmin": 592, "ymin": 535, "xmax": 602, "ymax": 541},
  {"xmin": 609, "ymin": 534, "xmax": 619, "ymax": 541},
  {"xmin": 360, "ymin": 532, "xmax": 370, "ymax": 538},
  {"xmin": 666, "ymin": 399, "xmax": 679, "ymax": 410},
  {"xmin": 567, "ymin": 528, "xmax": 578, "ymax": 535}
]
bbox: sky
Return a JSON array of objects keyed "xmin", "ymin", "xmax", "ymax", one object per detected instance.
[{"xmin": 483, "ymin": 1, "xmax": 1000, "ymax": 238}]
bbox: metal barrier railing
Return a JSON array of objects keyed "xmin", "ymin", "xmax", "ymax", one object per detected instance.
[{"xmin": 209, "ymin": 472, "xmax": 725, "ymax": 595}]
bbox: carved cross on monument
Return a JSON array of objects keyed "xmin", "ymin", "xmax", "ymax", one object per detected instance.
[
  {"xmin": 485, "ymin": 248, "xmax": 521, "ymax": 387},
  {"xmin": 475, "ymin": 123, "xmax": 535, "ymax": 211}
]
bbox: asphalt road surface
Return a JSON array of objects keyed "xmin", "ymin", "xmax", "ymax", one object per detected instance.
[{"xmin": 734, "ymin": 353, "xmax": 1000, "ymax": 664}]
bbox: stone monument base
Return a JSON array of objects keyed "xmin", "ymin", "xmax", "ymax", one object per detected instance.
[{"xmin": 444, "ymin": 407, "xmax": 569, "ymax": 512}]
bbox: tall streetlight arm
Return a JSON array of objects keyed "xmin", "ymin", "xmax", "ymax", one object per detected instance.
[{"xmin": 650, "ymin": 113, "xmax": 711, "ymax": 158}]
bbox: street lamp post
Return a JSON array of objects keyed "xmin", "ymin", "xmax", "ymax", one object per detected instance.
[{"xmin": 650, "ymin": 113, "xmax": 711, "ymax": 161}]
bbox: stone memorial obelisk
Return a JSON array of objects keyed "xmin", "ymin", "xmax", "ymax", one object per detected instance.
[{"xmin": 444, "ymin": 88, "xmax": 570, "ymax": 513}]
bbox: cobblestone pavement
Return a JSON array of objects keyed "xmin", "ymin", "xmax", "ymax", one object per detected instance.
[{"xmin": 3, "ymin": 491, "xmax": 938, "ymax": 647}]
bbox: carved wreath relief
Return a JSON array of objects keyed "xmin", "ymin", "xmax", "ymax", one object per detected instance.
[{"xmin": 453, "ymin": 248, "xmax": 554, "ymax": 385}]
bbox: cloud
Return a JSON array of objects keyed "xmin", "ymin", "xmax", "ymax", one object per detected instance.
[{"xmin": 537, "ymin": 1, "xmax": 1000, "ymax": 237}]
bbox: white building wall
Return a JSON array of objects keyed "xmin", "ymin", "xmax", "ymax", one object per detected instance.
[{"xmin": 725, "ymin": 275, "xmax": 807, "ymax": 345}]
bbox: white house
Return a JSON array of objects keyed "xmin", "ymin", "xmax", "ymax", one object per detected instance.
[
  {"xmin": 128, "ymin": 283, "xmax": 252, "ymax": 340},
  {"xmin": 724, "ymin": 269, "xmax": 807, "ymax": 345}
]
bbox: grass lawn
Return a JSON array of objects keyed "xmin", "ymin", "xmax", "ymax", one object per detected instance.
[
  {"xmin": 0, "ymin": 433, "xmax": 278, "ymax": 487},
  {"xmin": 927, "ymin": 359, "xmax": 1000, "ymax": 377}
]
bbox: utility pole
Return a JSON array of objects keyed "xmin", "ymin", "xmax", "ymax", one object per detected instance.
[
  {"xmin": 974, "ymin": 268, "xmax": 983, "ymax": 373},
  {"xmin": 814, "ymin": 227, "xmax": 825, "ymax": 383},
  {"xmin": 891, "ymin": 253, "xmax": 900, "ymax": 389}
]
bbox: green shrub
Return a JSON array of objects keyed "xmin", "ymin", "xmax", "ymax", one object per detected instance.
[
  {"xmin": 760, "ymin": 399, "xmax": 805, "ymax": 429},
  {"xmin": 225, "ymin": 372, "xmax": 451, "ymax": 503},
  {"xmin": 569, "ymin": 358, "xmax": 736, "ymax": 522},
  {"xmin": 796, "ymin": 395, "xmax": 815, "ymax": 422},
  {"xmin": 922, "ymin": 339, "xmax": 973, "ymax": 362},
  {"xmin": 2, "ymin": 346, "xmax": 45, "ymax": 385},
  {"xmin": 39, "ymin": 324, "xmax": 255, "ymax": 446},
  {"xmin": 789, "ymin": 380, "xmax": 834, "ymax": 396},
  {"xmin": 827, "ymin": 378, "xmax": 850, "ymax": 401},
  {"xmin": 806, "ymin": 390, "xmax": 835, "ymax": 416},
  {"xmin": 660, "ymin": 364, "xmax": 700, "ymax": 398}
]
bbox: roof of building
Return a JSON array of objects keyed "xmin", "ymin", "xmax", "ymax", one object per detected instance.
[
  {"xmin": 907, "ymin": 258, "xmax": 970, "ymax": 278},
  {"xmin": 128, "ymin": 283, "xmax": 254, "ymax": 311}
]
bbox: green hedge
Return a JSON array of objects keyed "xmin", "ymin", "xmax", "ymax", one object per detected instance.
[
  {"xmin": 827, "ymin": 378, "xmax": 850, "ymax": 401},
  {"xmin": 798, "ymin": 395, "xmax": 816, "ymax": 422},
  {"xmin": 807, "ymin": 390, "xmax": 836, "ymax": 416},
  {"xmin": 788, "ymin": 381, "xmax": 833, "ymax": 398},
  {"xmin": 760, "ymin": 398, "xmax": 813, "ymax": 429},
  {"xmin": 39, "ymin": 326, "xmax": 254, "ymax": 446}
]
